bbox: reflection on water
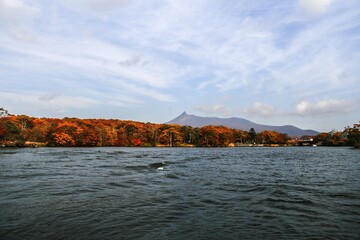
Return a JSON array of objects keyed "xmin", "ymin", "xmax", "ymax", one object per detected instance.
[{"xmin": 0, "ymin": 147, "xmax": 359, "ymax": 240}]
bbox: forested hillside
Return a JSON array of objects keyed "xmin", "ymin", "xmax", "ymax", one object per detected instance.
[
  {"xmin": 0, "ymin": 114, "xmax": 358, "ymax": 148},
  {"xmin": 0, "ymin": 115, "xmax": 288, "ymax": 147}
]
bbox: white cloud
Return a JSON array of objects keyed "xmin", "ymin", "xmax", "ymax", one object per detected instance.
[
  {"xmin": 2, "ymin": 0, "xmax": 356, "ymax": 98},
  {"xmin": 0, "ymin": 91, "xmax": 98, "ymax": 112},
  {"xmin": 299, "ymin": 0, "xmax": 334, "ymax": 15},
  {"xmin": 0, "ymin": 0, "xmax": 39, "ymax": 24},
  {"xmin": 0, "ymin": 0, "xmax": 40, "ymax": 41},
  {"xmin": 195, "ymin": 104, "xmax": 232, "ymax": 116},
  {"xmin": 246, "ymin": 102, "xmax": 276, "ymax": 117},
  {"xmin": 116, "ymin": 82, "xmax": 176, "ymax": 102},
  {"xmin": 293, "ymin": 99, "xmax": 354, "ymax": 116},
  {"xmin": 132, "ymin": 0, "xmax": 352, "ymax": 96},
  {"xmin": 108, "ymin": 96, "xmax": 143, "ymax": 107},
  {"xmin": 64, "ymin": 0, "xmax": 130, "ymax": 12},
  {"xmin": 0, "ymin": 0, "xmax": 359, "ymax": 130},
  {"xmin": 0, "ymin": 36, "xmax": 180, "ymax": 101}
]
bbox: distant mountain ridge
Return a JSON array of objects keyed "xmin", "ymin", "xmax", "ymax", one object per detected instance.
[{"xmin": 166, "ymin": 112, "xmax": 319, "ymax": 137}]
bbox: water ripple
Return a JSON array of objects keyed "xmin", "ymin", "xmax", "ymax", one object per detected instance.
[{"xmin": 0, "ymin": 147, "xmax": 359, "ymax": 240}]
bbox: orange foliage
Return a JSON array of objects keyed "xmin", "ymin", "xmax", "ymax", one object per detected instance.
[
  {"xmin": 52, "ymin": 132, "xmax": 75, "ymax": 146},
  {"xmin": 0, "ymin": 114, "xmax": 295, "ymax": 147}
]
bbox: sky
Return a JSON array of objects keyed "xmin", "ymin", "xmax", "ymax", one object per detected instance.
[{"xmin": 0, "ymin": 0, "xmax": 359, "ymax": 132}]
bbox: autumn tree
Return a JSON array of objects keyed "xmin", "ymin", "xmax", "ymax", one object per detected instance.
[
  {"xmin": 314, "ymin": 132, "xmax": 329, "ymax": 145},
  {"xmin": 121, "ymin": 122, "xmax": 146, "ymax": 146},
  {"xmin": 233, "ymin": 129, "xmax": 248, "ymax": 144},
  {"xmin": 15, "ymin": 115, "xmax": 35, "ymax": 140},
  {"xmin": 95, "ymin": 121, "xmax": 117, "ymax": 146},
  {"xmin": 198, "ymin": 125, "xmax": 220, "ymax": 147},
  {"xmin": 159, "ymin": 124, "xmax": 183, "ymax": 146},
  {"xmin": 0, "ymin": 116, "xmax": 25, "ymax": 145},
  {"xmin": 51, "ymin": 120, "xmax": 84, "ymax": 146},
  {"xmin": 344, "ymin": 122, "xmax": 360, "ymax": 148},
  {"xmin": 0, "ymin": 113, "xmax": 297, "ymax": 148},
  {"xmin": 217, "ymin": 126, "xmax": 234, "ymax": 146},
  {"xmin": 28, "ymin": 118, "xmax": 51, "ymax": 143},
  {"xmin": 256, "ymin": 130, "xmax": 288, "ymax": 144},
  {"xmin": 76, "ymin": 119, "xmax": 99, "ymax": 146},
  {"xmin": 143, "ymin": 123, "xmax": 160, "ymax": 146},
  {"xmin": 0, "ymin": 120, "xmax": 7, "ymax": 143},
  {"xmin": 314, "ymin": 130, "xmax": 346, "ymax": 146}
]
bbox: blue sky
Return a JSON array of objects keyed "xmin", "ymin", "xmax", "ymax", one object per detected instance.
[{"xmin": 0, "ymin": 0, "xmax": 359, "ymax": 132}]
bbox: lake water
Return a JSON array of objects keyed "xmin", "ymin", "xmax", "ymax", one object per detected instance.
[{"xmin": 0, "ymin": 147, "xmax": 359, "ymax": 240}]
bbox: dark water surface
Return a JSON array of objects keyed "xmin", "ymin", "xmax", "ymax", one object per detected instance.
[{"xmin": 1, "ymin": 147, "xmax": 359, "ymax": 240}]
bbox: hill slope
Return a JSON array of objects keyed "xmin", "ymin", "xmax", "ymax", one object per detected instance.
[{"xmin": 166, "ymin": 112, "xmax": 319, "ymax": 136}]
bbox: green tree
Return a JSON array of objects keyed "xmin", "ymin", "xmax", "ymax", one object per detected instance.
[
  {"xmin": 180, "ymin": 125, "xmax": 197, "ymax": 145},
  {"xmin": 4, "ymin": 120, "xmax": 24, "ymax": 144},
  {"xmin": 248, "ymin": 128, "xmax": 257, "ymax": 144}
]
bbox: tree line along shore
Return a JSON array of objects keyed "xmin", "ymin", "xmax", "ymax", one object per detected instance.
[{"xmin": 0, "ymin": 114, "xmax": 359, "ymax": 148}]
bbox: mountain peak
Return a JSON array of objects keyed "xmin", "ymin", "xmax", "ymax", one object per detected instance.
[
  {"xmin": 168, "ymin": 111, "xmax": 192, "ymax": 124},
  {"xmin": 166, "ymin": 112, "xmax": 319, "ymax": 137},
  {"xmin": 180, "ymin": 111, "xmax": 188, "ymax": 116}
]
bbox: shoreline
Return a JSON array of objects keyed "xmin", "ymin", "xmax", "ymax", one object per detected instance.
[{"xmin": 1, "ymin": 142, "xmax": 340, "ymax": 148}]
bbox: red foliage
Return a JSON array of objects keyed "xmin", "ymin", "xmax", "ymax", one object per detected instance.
[{"xmin": 0, "ymin": 114, "xmax": 296, "ymax": 147}]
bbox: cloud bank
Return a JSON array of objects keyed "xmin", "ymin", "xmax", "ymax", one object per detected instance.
[
  {"xmin": 246, "ymin": 102, "xmax": 277, "ymax": 117},
  {"xmin": 293, "ymin": 99, "xmax": 354, "ymax": 116},
  {"xmin": 195, "ymin": 104, "xmax": 232, "ymax": 116},
  {"xmin": 0, "ymin": 0, "xmax": 359, "ymax": 130},
  {"xmin": 299, "ymin": 0, "xmax": 334, "ymax": 15}
]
